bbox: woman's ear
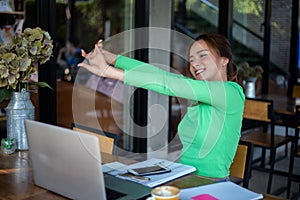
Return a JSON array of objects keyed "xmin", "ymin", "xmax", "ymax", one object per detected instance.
[{"xmin": 222, "ymin": 57, "xmax": 229, "ymax": 66}]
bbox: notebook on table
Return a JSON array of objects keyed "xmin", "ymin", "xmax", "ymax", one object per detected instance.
[
  {"xmin": 104, "ymin": 158, "xmax": 196, "ymax": 187},
  {"xmin": 24, "ymin": 119, "xmax": 151, "ymax": 200}
]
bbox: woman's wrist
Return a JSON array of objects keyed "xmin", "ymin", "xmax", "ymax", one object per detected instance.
[
  {"xmin": 102, "ymin": 65, "xmax": 124, "ymax": 82},
  {"xmin": 100, "ymin": 64, "xmax": 111, "ymax": 77},
  {"xmin": 103, "ymin": 50, "xmax": 117, "ymax": 65}
]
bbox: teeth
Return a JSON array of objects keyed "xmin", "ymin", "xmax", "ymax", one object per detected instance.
[{"xmin": 195, "ymin": 69, "xmax": 204, "ymax": 75}]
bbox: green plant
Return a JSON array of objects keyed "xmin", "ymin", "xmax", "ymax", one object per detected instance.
[
  {"xmin": 238, "ymin": 62, "xmax": 264, "ymax": 82},
  {"xmin": 0, "ymin": 27, "xmax": 53, "ymax": 103}
]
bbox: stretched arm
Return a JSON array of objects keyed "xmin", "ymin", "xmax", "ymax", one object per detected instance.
[{"xmin": 79, "ymin": 40, "xmax": 244, "ymax": 109}]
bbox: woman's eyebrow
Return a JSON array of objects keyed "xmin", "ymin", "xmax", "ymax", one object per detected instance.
[
  {"xmin": 196, "ymin": 49, "xmax": 208, "ymax": 54},
  {"xmin": 189, "ymin": 49, "xmax": 208, "ymax": 59}
]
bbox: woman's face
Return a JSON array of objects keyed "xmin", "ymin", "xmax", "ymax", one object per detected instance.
[{"xmin": 189, "ymin": 40, "xmax": 227, "ymax": 81}]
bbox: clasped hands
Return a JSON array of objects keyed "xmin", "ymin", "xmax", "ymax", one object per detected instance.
[{"xmin": 78, "ymin": 40, "xmax": 110, "ymax": 77}]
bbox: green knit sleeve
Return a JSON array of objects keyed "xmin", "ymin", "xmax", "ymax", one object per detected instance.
[
  {"xmin": 115, "ymin": 55, "xmax": 145, "ymax": 70},
  {"xmin": 115, "ymin": 55, "xmax": 244, "ymax": 108}
]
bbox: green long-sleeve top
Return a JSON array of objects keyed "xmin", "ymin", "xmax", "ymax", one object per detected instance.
[{"xmin": 115, "ymin": 55, "xmax": 245, "ymax": 178}]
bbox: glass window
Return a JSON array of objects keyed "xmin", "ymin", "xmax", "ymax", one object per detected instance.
[
  {"xmin": 233, "ymin": 0, "xmax": 292, "ymax": 94},
  {"xmin": 54, "ymin": 0, "xmax": 135, "ymax": 151}
]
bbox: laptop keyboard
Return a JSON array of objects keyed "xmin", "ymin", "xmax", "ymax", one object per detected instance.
[{"xmin": 105, "ymin": 188, "xmax": 127, "ymax": 199}]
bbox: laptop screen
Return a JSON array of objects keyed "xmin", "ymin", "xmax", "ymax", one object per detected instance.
[
  {"xmin": 25, "ymin": 119, "xmax": 107, "ymax": 199},
  {"xmin": 25, "ymin": 119, "xmax": 151, "ymax": 200}
]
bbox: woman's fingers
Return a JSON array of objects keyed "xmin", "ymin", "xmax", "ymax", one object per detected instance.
[
  {"xmin": 81, "ymin": 49, "xmax": 87, "ymax": 57},
  {"xmin": 77, "ymin": 62, "xmax": 90, "ymax": 70},
  {"xmin": 97, "ymin": 39, "xmax": 103, "ymax": 48},
  {"xmin": 78, "ymin": 62, "xmax": 100, "ymax": 76},
  {"xmin": 94, "ymin": 44, "xmax": 102, "ymax": 54},
  {"xmin": 79, "ymin": 49, "xmax": 94, "ymax": 68}
]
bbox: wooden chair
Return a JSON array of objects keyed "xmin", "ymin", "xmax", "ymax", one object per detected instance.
[
  {"xmin": 240, "ymin": 98, "xmax": 293, "ymax": 194},
  {"xmin": 287, "ymin": 138, "xmax": 299, "ymax": 199},
  {"xmin": 281, "ymin": 106, "xmax": 300, "ymax": 156},
  {"xmin": 274, "ymin": 85, "xmax": 300, "ymax": 157},
  {"xmin": 71, "ymin": 122, "xmax": 120, "ymax": 155},
  {"xmin": 286, "ymin": 106, "xmax": 300, "ymax": 199},
  {"xmin": 229, "ymin": 140, "xmax": 253, "ymax": 188}
]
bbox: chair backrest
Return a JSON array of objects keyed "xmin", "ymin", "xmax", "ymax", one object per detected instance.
[
  {"xmin": 230, "ymin": 140, "xmax": 253, "ymax": 188},
  {"xmin": 243, "ymin": 98, "xmax": 273, "ymax": 122},
  {"xmin": 242, "ymin": 98, "xmax": 277, "ymax": 146},
  {"xmin": 71, "ymin": 122, "xmax": 120, "ymax": 155},
  {"xmin": 293, "ymin": 85, "xmax": 300, "ymax": 98}
]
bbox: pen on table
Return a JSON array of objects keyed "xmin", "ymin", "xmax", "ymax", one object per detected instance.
[{"xmin": 119, "ymin": 173, "xmax": 151, "ymax": 181}]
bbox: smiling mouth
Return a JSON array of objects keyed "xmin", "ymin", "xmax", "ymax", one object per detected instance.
[{"xmin": 195, "ymin": 69, "xmax": 205, "ymax": 76}]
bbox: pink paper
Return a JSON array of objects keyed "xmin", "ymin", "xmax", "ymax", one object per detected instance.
[{"xmin": 192, "ymin": 194, "xmax": 219, "ymax": 200}]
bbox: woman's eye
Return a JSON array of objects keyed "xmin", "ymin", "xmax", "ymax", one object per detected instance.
[{"xmin": 199, "ymin": 54, "xmax": 207, "ymax": 58}]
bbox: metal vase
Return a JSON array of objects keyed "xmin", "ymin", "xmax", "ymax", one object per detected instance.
[
  {"xmin": 245, "ymin": 78, "xmax": 257, "ymax": 98},
  {"xmin": 6, "ymin": 89, "xmax": 35, "ymax": 150}
]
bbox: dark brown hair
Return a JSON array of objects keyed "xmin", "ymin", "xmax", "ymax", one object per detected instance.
[{"xmin": 188, "ymin": 33, "xmax": 239, "ymax": 83}]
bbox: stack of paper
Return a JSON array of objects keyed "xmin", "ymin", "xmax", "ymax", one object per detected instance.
[
  {"xmin": 103, "ymin": 158, "xmax": 196, "ymax": 187},
  {"xmin": 180, "ymin": 182, "xmax": 263, "ymax": 200}
]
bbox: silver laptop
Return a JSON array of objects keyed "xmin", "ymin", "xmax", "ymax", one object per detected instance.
[{"xmin": 25, "ymin": 119, "xmax": 151, "ymax": 200}]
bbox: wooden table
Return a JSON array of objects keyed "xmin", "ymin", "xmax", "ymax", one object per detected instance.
[
  {"xmin": 0, "ymin": 151, "xmax": 287, "ymax": 200},
  {"xmin": 0, "ymin": 151, "xmax": 133, "ymax": 199}
]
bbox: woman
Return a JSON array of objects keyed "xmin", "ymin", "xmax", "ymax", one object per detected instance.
[{"xmin": 78, "ymin": 33, "xmax": 245, "ymax": 181}]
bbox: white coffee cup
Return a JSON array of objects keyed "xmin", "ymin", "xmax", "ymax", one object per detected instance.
[{"xmin": 146, "ymin": 186, "xmax": 180, "ymax": 200}]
